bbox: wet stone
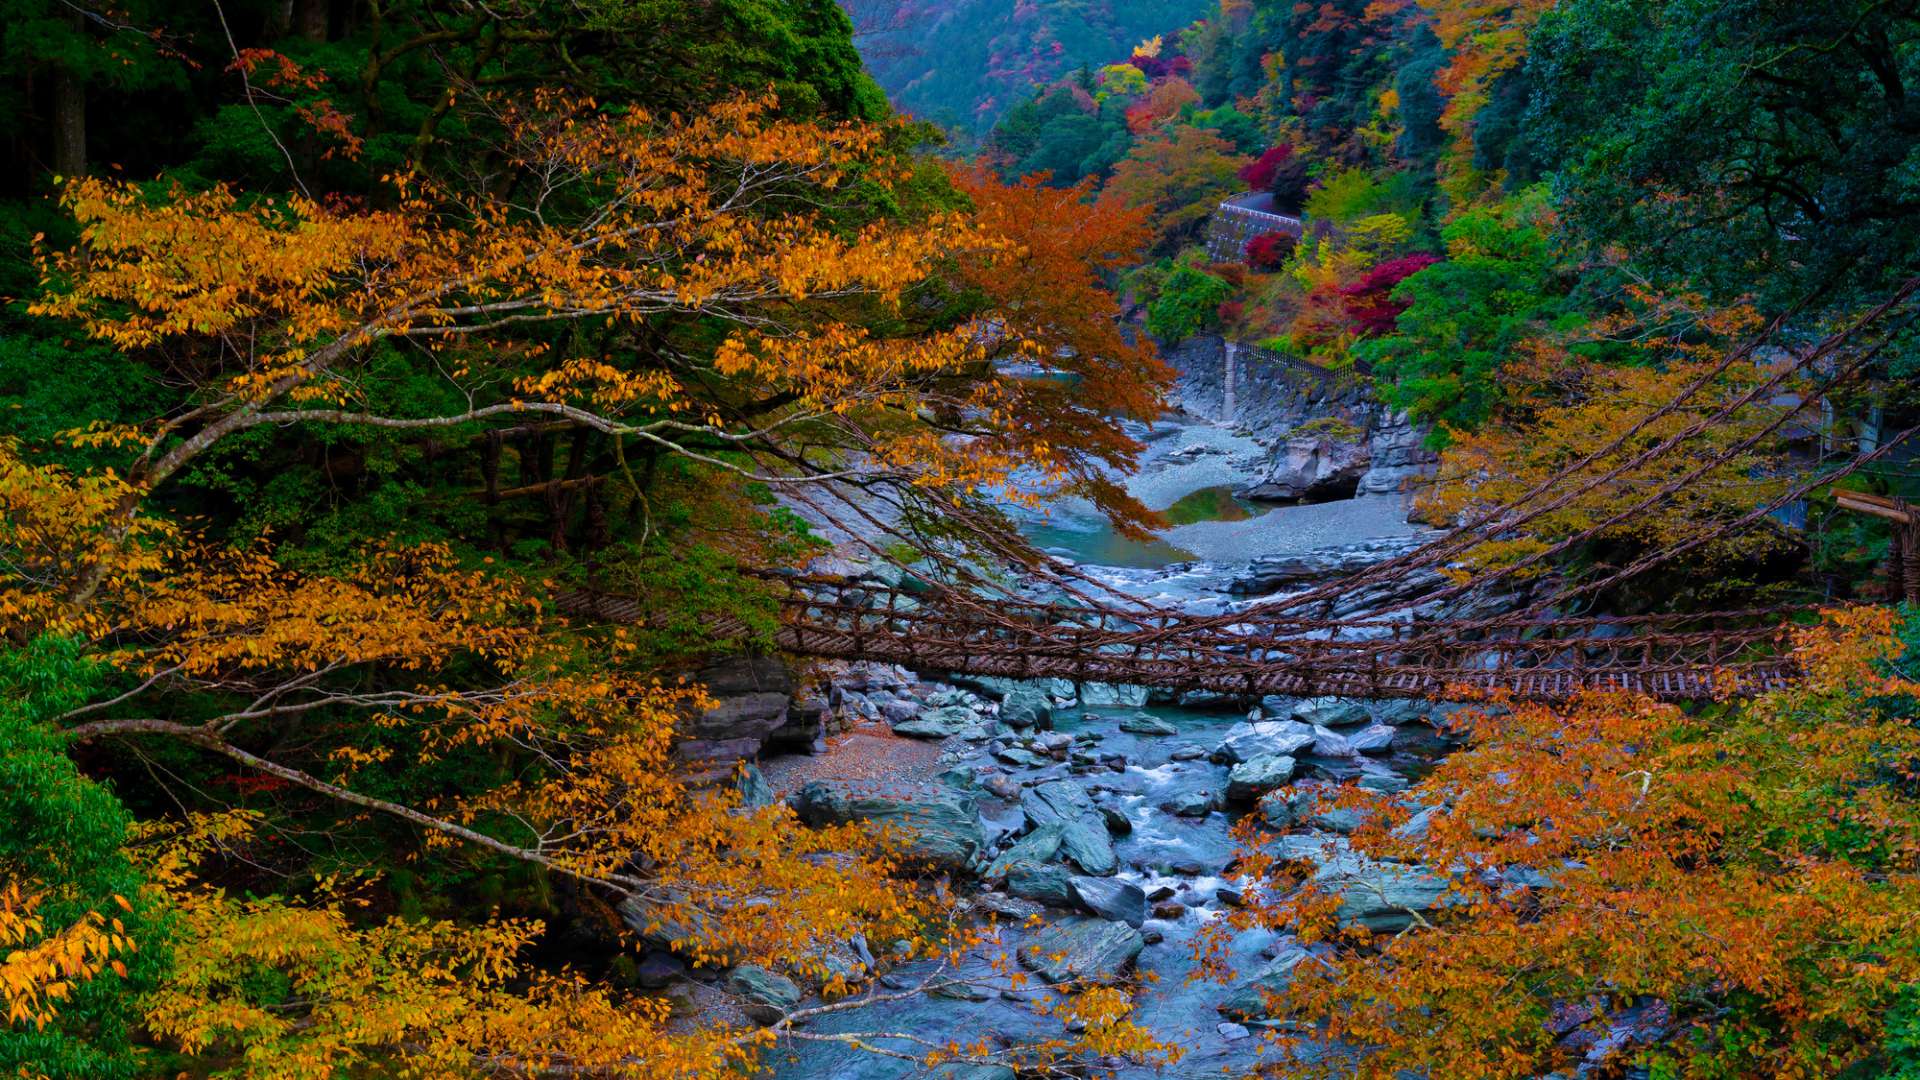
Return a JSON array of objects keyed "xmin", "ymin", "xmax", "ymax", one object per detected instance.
[
  {"xmin": 1119, "ymin": 712, "xmax": 1179, "ymax": 736},
  {"xmin": 1212, "ymin": 720, "xmax": 1316, "ymax": 765},
  {"xmin": 1017, "ymin": 917, "xmax": 1146, "ymax": 984},
  {"xmin": 1006, "ymin": 861, "xmax": 1077, "ymax": 906},
  {"xmin": 726, "ymin": 965, "xmax": 799, "ymax": 1024},
  {"xmin": 1291, "ymin": 700, "xmax": 1373, "ymax": 729},
  {"xmin": 1164, "ymin": 790, "xmax": 1218, "ymax": 818},
  {"xmin": 1349, "ymin": 724, "xmax": 1397, "ymax": 754},
  {"xmin": 1069, "ymin": 875, "xmax": 1147, "ymax": 928},
  {"xmin": 1226, "ymin": 753, "xmax": 1297, "ymax": 804},
  {"xmin": 892, "ymin": 704, "xmax": 984, "ymax": 739}
]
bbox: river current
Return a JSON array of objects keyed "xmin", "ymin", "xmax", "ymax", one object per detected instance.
[{"xmin": 769, "ymin": 414, "xmax": 1427, "ymax": 1078}]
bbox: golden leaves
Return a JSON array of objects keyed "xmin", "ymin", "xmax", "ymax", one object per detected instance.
[
  {"xmin": 1207, "ymin": 611, "xmax": 1920, "ymax": 1077},
  {"xmin": 0, "ymin": 883, "xmax": 132, "ymax": 1031}
]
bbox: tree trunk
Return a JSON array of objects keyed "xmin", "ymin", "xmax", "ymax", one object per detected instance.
[
  {"xmin": 296, "ymin": 0, "xmax": 330, "ymax": 42},
  {"xmin": 50, "ymin": 65, "xmax": 85, "ymax": 178}
]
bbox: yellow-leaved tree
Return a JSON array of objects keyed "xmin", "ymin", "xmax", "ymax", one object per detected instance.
[{"xmin": 3, "ymin": 91, "xmax": 1173, "ymax": 1076}]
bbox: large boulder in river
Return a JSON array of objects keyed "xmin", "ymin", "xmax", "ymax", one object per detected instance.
[
  {"xmin": 998, "ymin": 687, "xmax": 1054, "ymax": 730},
  {"xmin": 986, "ymin": 823, "xmax": 1065, "ymax": 878},
  {"xmin": 726, "ymin": 965, "xmax": 800, "ymax": 1024},
  {"xmin": 1006, "ymin": 861, "xmax": 1077, "ymax": 906},
  {"xmin": 1018, "ymin": 917, "xmax": 1146, "ymax": 984},
  {"xmin": 1236, "ymin": 429, "xmax": 1371, "ymax": 502},
  {"xmin": 1289, "ymin": 700, "xmax": 1372, "ymax": 729},
  {"xmin": 1118, "ymin": 712, "xmax": 1178, "ymax": 736},
  {"xmin": 792, "ymin": 780, "xmax": 985, "ymax": 873},
  {"xmin": 1019, "ymin": 781, "xmax": 1117, "ymax": 876},
  {"xmin": 1212, "ymin": 720, "xmax": 1315, "ymax": 765},
  {"xmin": 1280, "ymin": 836, "xmax": 1452, "ymax": 933},
  {"xmin": 1226, "ymin": 753, "xmax": 1297, "ymax": 804},
  {"xmin": 1069, "ymin": 875, "xmax": 1147, "ymax": 928},
  {"xmin": 891, "ymin": 704, "xmax": 985, "ymax": 740}
]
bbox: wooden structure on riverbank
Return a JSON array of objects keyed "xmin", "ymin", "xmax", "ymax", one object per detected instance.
[{"xmin": 561, "ymin": 578, "xmax": 1806, "ymax": 704}]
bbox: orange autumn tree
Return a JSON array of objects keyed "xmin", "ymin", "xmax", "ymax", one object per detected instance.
[
  {"xmin": 1204, "ymin": 607, "xmax": 1920, "ymax": 1077},
  {"xmin": 7, "ymin": 92, "xmax": 1173, "ymax": 1075},
  {"xmin": 1100, "ymin": 125, "xmax": 1251, "ymax": 254},
  {"xmin": 947, "ymin": 165, "xmax": 1171, "ymax": 536}
]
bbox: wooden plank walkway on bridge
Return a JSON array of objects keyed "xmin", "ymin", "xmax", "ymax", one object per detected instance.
[{"xmin": 560, "ymin": 577, "xmax": 1805, "ymax": 704}]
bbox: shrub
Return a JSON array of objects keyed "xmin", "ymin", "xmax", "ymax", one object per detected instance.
[
  {"xmin": 1237, "ymin": 144, "xmax": 1312, "ymax": 205},
  {"xmin": 1342, "ymin": 253, "xmax": 1442, "ymax": 335},
  {"xmin": 1245, "ymin": 230, "xmax": 1297, "ymax": 271},
  {"xmin": 1146, "ymin": 264, "xmax": 1234, "ymax": 343}
]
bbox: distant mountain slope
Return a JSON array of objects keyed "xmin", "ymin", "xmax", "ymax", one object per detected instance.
[{"xmin": 843, "ymin": 0, "xmax": 1213, "ymax": 133}]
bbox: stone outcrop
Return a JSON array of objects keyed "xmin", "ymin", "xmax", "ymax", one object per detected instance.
[
  {"xmin": 1236, "ymin": 427, "xmax": 1371, "ymax": 502},
  {"xmin": 791, "ymin": 779, "xmax": 986, "ymax": 873},
  {"xmin": 673, "ymin": 655, "xmax": 800, "ymax": 780},
  {"xmin": 1160, "ymin": 333, "xmax": 1437, "ymax": 503},
  {"xmin": 1017, "ymin": 917, "xmax": 1146, "ymax": 984}
]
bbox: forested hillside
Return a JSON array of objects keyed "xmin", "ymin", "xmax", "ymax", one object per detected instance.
[
  {"xmin": 5, "ymin": 1, "xmax": 1920, "ymax": 1078},
  {"xmin": 841, "ymin": 0, "xmax": 1212, "ymax": 133}
]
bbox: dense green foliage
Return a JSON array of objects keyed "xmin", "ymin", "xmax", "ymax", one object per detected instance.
[
  {"xmin": 1530, "ymin": 0, "xmax": 1920, "ymax": 309},
  {"xmin": 0, "ymin": 639, "xmax": 158, "ymax": 1078},
  {"xmin": 1360, "ymin": 191, "xmax": 1574, "ymax": 440},
  {"xmin": 850, "ymin": 0, "xmax": 1210, "ymax": 133},
  {"xmin": 1146, "ymin": 262, "xmax": 1234, "ymax": 342}
]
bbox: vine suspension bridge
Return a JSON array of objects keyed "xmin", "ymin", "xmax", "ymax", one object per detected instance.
[
  {"xmin": 563, "ymin": 280, "xmax": 1920, "ymax": 705},
  {"xmin": 564, "ymin": 579, "xmax": 1806, "ymax": 704}
]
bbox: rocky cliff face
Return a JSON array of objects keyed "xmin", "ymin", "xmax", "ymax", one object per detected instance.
[
  {"xmin": 674, "ymin": 655, "xmax": 828, "ymax": 781},
  {"xmin": 1163, "ymin": 334, "xmax": 1435, "ymax": 504}
]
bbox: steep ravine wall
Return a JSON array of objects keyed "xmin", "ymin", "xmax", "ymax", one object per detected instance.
[{"xmin": 1162, "ymin": 333, "xmax": 1435, "ymax": 502}]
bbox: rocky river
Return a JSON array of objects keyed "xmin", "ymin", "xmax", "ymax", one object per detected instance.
[{"xmin": 683, "ymin": 392, "xmax": 1505, "ymax": 1078}]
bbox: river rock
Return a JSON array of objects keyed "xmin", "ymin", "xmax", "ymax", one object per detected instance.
[
  {"xmin": 1021, "ymin": 780, "xmax": 1097, "ymax": 827},
  {"xmin": 1017, "ymin": 917, "xmax": 1146, "ymax": 984},
  {"xmin": 1006, "ymin": 860, "xmax": 1082, "ymax": 903},
  {"xmin": 1226, "ymin": 753, "xmax": 1297, "ymax": 804},
  {"xmin": 635, "ymin": 950, "xmax": 687, "ymax": 989},
  {"xmin": 1118, "ymin": 712, "xmax": 1178, "ymax": 736},
  {"xmin": 1291, "ymin": 839, "xmax": 1451, "ymax": 932},
  {"xmin": 1212, "ymin": 720, "xmax": 1315, "ymax": 765},
  {"xmin": 1058, "ymin": 821, "xmax": 1118, "ymax": 876},
  {"xmin": 1165, "ymin": 789, "xmax": 1217, "ymax": 818},
  {"xmin": 999, "ymin": 687, "xmax": 1053, "ymax": 730},
  {"xmin": 1006, "ymin": 861, "xmax": 1077, "ymax": 906},
  {"xmin": 792, "ymin": 780, "xmax": 985, "ymax": 873},
  {"xmin": 993, "ymin": 746, "xmax": 1049, "ymax": 768},
  {"xmin": 986, "ymin": 823, "xmax": 1064, "ymax": 878},
  {"xmin": 1291, "ymin": 700, "xmax": 1372, "ymax": 728},
  {"xmin": 1069, "ymin": 876, "xmax": 1147, "ymax": 928},
  {"xmin": 892, "ymin": 704, "xmax": 984, "ymax": 739},
  {"xmin": 1257, "ymin": 789, "xmax": 1296, "ymax": 829},
  {"xmin": 1348, "ymin": 724, "xmax": 1396, "ymax": 754},
  {"xmin": 1237, "ymin": 430, "xmax": 1371, "ymax": 502},
  {"xmin": 1007, "ymin": 783, "xmax": 1118, "ymax": 876},
  {"xmin": 726, "ymin": 965, "xmax": 800, "ymax": 1024},
  {"xmin": 1310, "ymin": 724, "xmax": 1356, "ymax": 757},
  {"xmin": 1081, "ymin": 682, "xmax": 1149, "ymax": 707},
  {"xmin": 734, "ymin": 763, "xmax": 775, "ymax": 809},
  {"xmin": 1218, "ymin": 947, "xmax": 1309, "ymax": 1021}
]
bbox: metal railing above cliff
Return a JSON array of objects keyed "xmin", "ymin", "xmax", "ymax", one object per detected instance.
[{"xmin": 1205, "ymin": 192, "xmax": 1305, "ymax": 263}]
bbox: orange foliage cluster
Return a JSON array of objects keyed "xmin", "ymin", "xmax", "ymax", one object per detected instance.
[
  {"xmin": 7, "ymin": 91, "xmax": 1175, "ymax": 1075},
  {"xmin": 1206, "ymin": 608, "xmax": 1920, "ymax": 1076}
]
